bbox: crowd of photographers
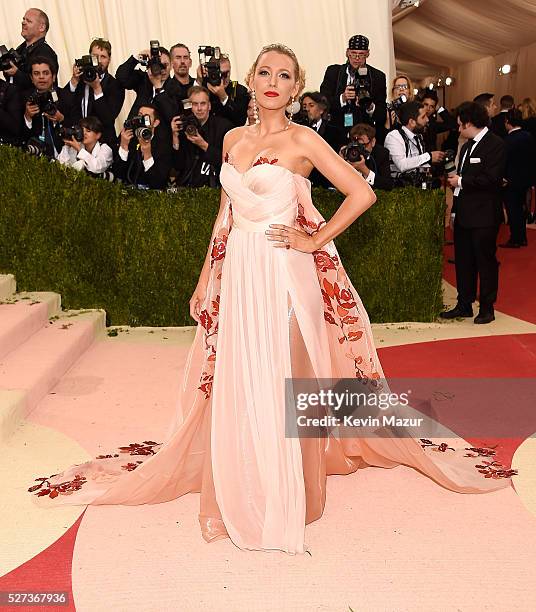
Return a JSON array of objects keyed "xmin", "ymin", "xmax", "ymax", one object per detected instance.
[{"xmin": 1, "ymin": 12, "xmax": 536, "ymax": 211}]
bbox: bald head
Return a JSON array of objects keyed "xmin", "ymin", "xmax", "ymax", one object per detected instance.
[{"xmin": 22, "ymin": 8, "xmax": 49, "ymax": 44}]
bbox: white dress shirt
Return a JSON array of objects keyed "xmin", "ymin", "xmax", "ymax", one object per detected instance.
[
  {"xmin": 384, "ymin": 125, "xmax": 431, "ymax": 175},
  {"xmin": 69, "ymin": 74, "xmax": 105, "ymax": 117},
  {"xmin": 453, "ymin": 126, "xmax": 488, "ymax": 196},
  {"xmin": 57, "ymin": 140, "xmax": 113, "ymax": 174}
]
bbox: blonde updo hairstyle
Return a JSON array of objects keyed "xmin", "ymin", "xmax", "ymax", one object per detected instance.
[{"xmin": 245, "ymin": 43, "xmax": 306, "ymax": 104}]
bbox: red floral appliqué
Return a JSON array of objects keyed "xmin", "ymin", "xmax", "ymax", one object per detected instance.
[
  {"xmin": 252, "ymin": 156, "xmax": 278, "ymax": 167},
  {"xmin": 28, "ymin": 441, "xmax": 161, "ymax": 499},
  {"xmin": 420, "ymin": 439, "xmax": 518, "ymax": 480}
]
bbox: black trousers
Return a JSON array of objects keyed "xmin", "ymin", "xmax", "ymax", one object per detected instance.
[
  {"xmin": 504, "ymin": 187, "xmax": 527, "ymax": 244},
  {"xmin": 453, "ymin": 222, "xmax": 500, "ymax": 311}
]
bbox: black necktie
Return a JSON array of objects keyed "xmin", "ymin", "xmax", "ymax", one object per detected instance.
[
  {"xmin": 415, "ymin": 134, "xmax": 425, "ymax": 155},
  {"xmin": 457, "ymin": 139, "xmax": 475, "ymax": 175}
]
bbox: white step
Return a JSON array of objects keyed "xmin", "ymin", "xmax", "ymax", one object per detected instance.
[
  {"xmin": 0, "ymin": 292, "xmax": 61, "ymax": 360},
  {"xmin": 0, "ymin": 309, "xmax": 106, "ymax": 441},
  {"xmin": 0, "ymin": 274, "xmax": 16, "ymax": 300}
]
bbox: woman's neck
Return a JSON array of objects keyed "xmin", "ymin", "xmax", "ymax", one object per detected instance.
[{"xmin": 256, "ymin": 107, "xmax": 288, "ymax": 136}]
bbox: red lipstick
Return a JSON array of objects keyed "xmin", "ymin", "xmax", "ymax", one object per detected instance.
[{"xmin": 264, "ymin": 91, "xmax": 279, "ymax": 97}]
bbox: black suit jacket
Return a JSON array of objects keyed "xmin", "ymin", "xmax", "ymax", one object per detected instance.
[
  {"xmin": 308, "ymin": 120, "xmax": 347, "ymax": 188},
  {"xmin": 116, "ymin": 56, "xmax": 180, "ymax": 124},
  {"xmin": 173, "ymin": 115, "xmax": 233, "ymax": 187},
  {"xmin": 62, "ymin": 73, "xmax": 125, "ymax": 148},
  {"xmin": 424, "ymin": 108, "xmax": 457, "ymax": 152},
  {"xmin": 453, "ymin": 130, "xmax": 505, "ymax": 228},
  {"xmin": 112, "ymin": 127, "xmax": 173, "ymax": 190},
  {"xmin": 0, "ymin": 79, "xmax": 24, "ymax": 143},
  {"xmin": 490, "ymin": 111, "xmax": 508, "ymax": 140},
  {"xmin": 504, "ymin": 128, "xmax": 536, "ymax": 190},
  {"xmin": 12, "ymin": 38, "xmax": 59, "ymax": 91},
  {"xmin": 209, "ymin": 81, "xmax": 249, "ymax": 127},
  {"xmin": 320, "ymin": 63, "xmax": 387, "ymax": 139},
  {"xmin": 368, "ymin": 144, "xmax": 393, "ymax": 190}
]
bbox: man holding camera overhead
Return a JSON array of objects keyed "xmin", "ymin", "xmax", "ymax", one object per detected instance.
[
  {"xmin": 112, "ymin": 103, "xmax": 172, "ymax": 190},
  {"xmin": 116, "ymin": 42, "xmax": 178, "ymax": 125},
  {"xmin": 171, "ymin": 85, "xmax": 232, "ymax": 188},
  {"xmin": 22, "ymin": 56, "xmax": 73, "ymax": 159},
  {"xmin": 63, "ymin": 38, "xmax": 125, "ymax": 151},
  {"xmin": 196, "ymin": 48, "xmax": 249, "ymax": 127},
  {"xmin": 320, "ymin": 35, "xmax": 387, "ymax": 142}
]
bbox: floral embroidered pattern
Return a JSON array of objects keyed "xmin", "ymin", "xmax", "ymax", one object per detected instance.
[
  {"xmin": 28, "ymin": 441, "xmax": 162, "ymax": 498},
  {"xmin": 420, "ymin": 439, "xmax": 518, "ymax": 480},
  {"xmin": 252, "ymin": 156, "xmax": 279, "ymax": 167}
]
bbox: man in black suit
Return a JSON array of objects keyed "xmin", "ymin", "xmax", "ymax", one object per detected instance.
[
  {"xmin": 171, "ymin": 86, "xmax": 232, "ymax": 188},
  {"xmin": 3, "ymin": 8, "xmax": 58, "ymax": 91},
  {"xmin": 301, "ymin": 91, "xmax": 346, "ymax": 188},
  {"xmin": 500, "ymin": 108, "xmax": 536, "ymax": 248},
  {"xmin": 0, "ymin": 78, "xmax": 24, "ymax": 145},
  {"xmin": 441, "ymin": 101, "xmax": 506, "ymax": 324},
  {"xmin": 341, "ymin": 123, "xmax": 393, "ymax": 191},
  {"xmin": 320, "ymin": 35, "xmax": 387, "ymax": 142},
  {"xmin": 22, "ymin": 56, "xmax": 73, "ymax": 159},
  {"xmin": 490, "ymin": 95, "xmax": 514, "ymax": 140},
  {"xmin": 167, "ymin": 43, "xmax": 196, "ymax": 102},
  {"xmin": 419, "ymin": 89, "xmax": 457, "ymax": 152},
  {"xmin": 63, "ymin": 38, "xmax": 125, "ymax": 150},
  {"xmin": 116, "ymin": 45, "xmax": 178, "ymax": 126},
  {"xmin": 112, "ymin": 103, "xmax": 172, "ymax": 190}
]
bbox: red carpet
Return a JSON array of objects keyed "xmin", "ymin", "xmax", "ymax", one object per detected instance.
[{"xmin": 443, "ymin": 224, "xmax": 536, "ymax": 323}]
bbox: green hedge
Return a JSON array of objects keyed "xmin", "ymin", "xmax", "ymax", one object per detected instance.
[{"xmin": 0, "ymin": 145, "xmax": 445, "ymax": 326}]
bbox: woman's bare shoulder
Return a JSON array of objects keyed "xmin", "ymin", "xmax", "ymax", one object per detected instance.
[
  {"xmin": 224, "ymin": 125, "xmax": 254, "ymax": 150},
  {"xmin": 290, "ymin": 123, "xmax": 324, "ymax": 146}
]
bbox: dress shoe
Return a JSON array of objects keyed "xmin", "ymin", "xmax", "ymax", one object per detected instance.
[
  {"xmin": 447, "ymin": 258, "xmax": 455, "ymax": 264},
  {"xmin": 498, "ymin": 241, "xmax": 520, "ymax": 248},
  {"xmin": 520, "ymin": 241, "xmax": 528, "ymax": 247},
  {"xmin": 474, "ymin": 310, "xmax": 495, "ymax": 324},
  {"xmin": 440, "ymin": 305, "xmax": 473, "ymax": 319}
]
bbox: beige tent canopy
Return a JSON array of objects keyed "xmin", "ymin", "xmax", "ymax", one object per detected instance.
[{"xmin": 392, "ymin": 0, "xmax": 536, "ymax": 106}]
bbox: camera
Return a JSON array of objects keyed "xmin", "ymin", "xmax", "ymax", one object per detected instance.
[
  {"xmin": 25, "ymin": 136, "xmax": 47, "ymax": 157},
  {"xmin": 124, "ymin": 114, "xmax": 153, "ymax": 141},
  {"xmin": 139, "ymin": 40, "xmax": 165, "ymax": 77},
  {"xmin": 387, "ymin": 95, "xmax": 408, "ymax": 112},
  {"xmin": 27, "ymin": 90, "xmax": 59, "ymax": 115},
  {"xmin": 75, "ymin": 54, "xmax": 99, "ymax": 82},
  {"xmin": 198, "ymin": 46, "xmax": 222, "ymax": 86},
  {"xmin": 443, "ymin": 149, "xmax": 456, "ymax": 176},
  {"xmin": 0, "ymin": 45, "xmax": 23, "ymax": 71},
  {"xmin": 354, "ymin": 66, "xmax": 373, "ymax": 110},
  {"xmin": 175, "ymin": 100, "xmax": 201, "ymax": 137},
  {"xmin": 58, "ymin": 125, "xmax": 84, "ymax": 142},
  {"xmin": 344, "ymin": 141, "xmax": 370, "ymax": 164}
]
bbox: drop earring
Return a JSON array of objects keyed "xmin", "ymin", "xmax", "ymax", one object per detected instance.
[
  {"xmin": 286, "ymin": 96, "xmax": 296, "ymax": 129},
  {"xmin": 251, "ymin": 89, "xmax": 260, "ymax": 124}
]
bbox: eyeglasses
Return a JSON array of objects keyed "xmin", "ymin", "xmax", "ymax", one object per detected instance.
[
  {"xmin": 394, "ymin": 83, "xmax": 409, "ymax": 90},
  {"xmin": 348, "ymin": 52, "xmax": 368, "ymax": 59}
]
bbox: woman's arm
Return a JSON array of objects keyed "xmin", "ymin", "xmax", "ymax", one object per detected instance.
[{"xmin": 297, "ymin": 126, "xmax": 377, "ymax": 250}]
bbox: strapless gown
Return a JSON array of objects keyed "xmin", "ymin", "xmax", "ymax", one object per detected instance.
[{"xmin": 29, "ymin": 158, "xmax": 516, "ymax": 554}]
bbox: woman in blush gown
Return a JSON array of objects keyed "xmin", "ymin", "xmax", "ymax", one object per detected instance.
[{"xmin": 29, "ymin": 44, "xmax": 516, "ymax": 555}]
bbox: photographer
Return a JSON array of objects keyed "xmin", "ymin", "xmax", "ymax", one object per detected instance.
[
  {"xmin": 112, "ymin": 104, "xmax": 172, "ymax": 190},
  {"xmin": 301, "ymin": 91, "xmax": 346, "ymax": 188},
  {"xmin": 340, "ymin": 123, "xmax": 393, "ymax": 191},
  {"xmin": 116, "ymin": 44, "xmax": 177, "ymax": 124},
  {"xmin": 419, "ymin": 89, "xmax": 456, "ymax": 153},
  {"xmin": 320, "ymin": 35, "xmax": 387, "ymax": 141},
  {"xmin": 167, "ymin": 44, "xmax": 195, "ymax": 101},
  {"xmin": 3, "ymin": 8, "xmax": 58, "ymax": 92},
  {"xmin": 196, "ymin": 50, "xmax": 249, "ymax": 127},
  {"xmin": 0, "ymin": 78, "xmax": 24, "ymax": 145},
  {"xmin": 22, "ymin": 57, "xmax": 73, "ymax": 158},
  {"xmin": 385, "ymin": 75, "xmax": 414, "ymax": 131},
  {"xmin": 57, "ymin": 116, "xmax": 113, "ymax": 175},
  {"xmin": 171, "ymin": 85, "xmax": 232, "ymax": 188},
  {"xmin": 63, "ymin": 38, "xmax": 125, "ymax": 150},
  {"xmin": 384, "ymin": 100, "xmax": 445, "ymax": 185}
]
